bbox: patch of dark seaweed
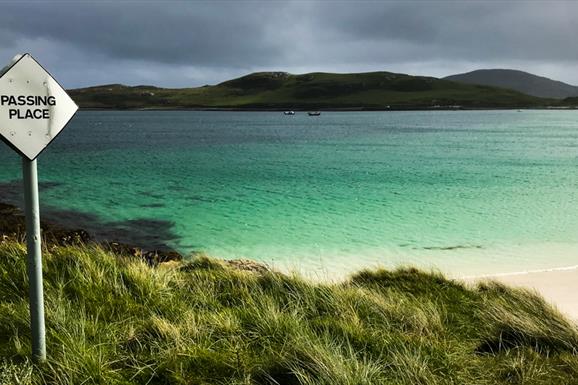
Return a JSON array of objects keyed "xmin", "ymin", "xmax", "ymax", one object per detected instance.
[
  {"xmin": 0, "ymin": 198, "xmax": 184, "ymax": 263},
  {"xmin": 420, "ymin": 245, "xmax": 483, "ymax": 251},
  {"xmin": 140, "ymin": 203, "xmax": 166, "ymax": 208}
]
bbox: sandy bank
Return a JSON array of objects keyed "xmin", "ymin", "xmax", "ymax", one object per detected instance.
[{"xmin": 466, "ymin": 267, "xmax": 578, "ymax": 321}]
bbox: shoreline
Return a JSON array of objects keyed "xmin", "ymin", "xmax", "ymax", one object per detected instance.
[
  {"xmin": 2, "ymin": 198, "xmax": 576, "ymax": 319},
  {"xmin": 0, "ymin": 201, "xmax": 183, "ymax": 265},
  {"xmin": 463, "ymin": 266, "xmax": 578, "ymax": 320},
  {"xmin": 459, "ymin": 263, "xmax": 578, "ymax": 280},
  {"xmin": 77, "ymin": 106, "xmax": 578, "ymax": 112}
]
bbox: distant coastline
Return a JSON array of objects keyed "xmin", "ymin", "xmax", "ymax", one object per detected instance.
[
  {"xmin": 76, "ymin": 106, "xmax": 578, "ymax": 111},
  {"xmin": 68, "ymin": 70, "xmax": 578, "ymax": 111}
]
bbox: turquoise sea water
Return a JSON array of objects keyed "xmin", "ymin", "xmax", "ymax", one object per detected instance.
[{"xmin": 1, "ymin": 110, "xmax": 578, "ymax": 278}]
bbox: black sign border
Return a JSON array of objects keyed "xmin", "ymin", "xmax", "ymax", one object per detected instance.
[{"xmin": 0, "ymin": 53, "xmax": 79, "ymax": 161}]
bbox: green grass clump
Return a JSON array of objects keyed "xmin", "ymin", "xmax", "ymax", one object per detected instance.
[{"xmin": 1, "ymin": 241, "xmax": 578, "ymax": 384}]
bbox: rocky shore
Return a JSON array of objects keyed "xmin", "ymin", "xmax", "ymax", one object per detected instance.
[{"xmin": 0, "ymin": 201, "xmax": 183, "ymax": 265}]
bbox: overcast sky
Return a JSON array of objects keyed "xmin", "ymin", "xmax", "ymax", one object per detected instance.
[{"xmin": 0, "ymin": 0, "xmax": 576, "ymax": 89}]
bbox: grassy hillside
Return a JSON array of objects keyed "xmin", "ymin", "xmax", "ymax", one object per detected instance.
[
  {"xmin": 68, "ymin": 71, "xmax": 551, "ymax": 110},
  {"xmin": 444, "ymin": 69, "xmax": 578, "ymax": 99},
  {"xmin": 2, "ymin": 240, "xmax": 578, "ymax": 384}
]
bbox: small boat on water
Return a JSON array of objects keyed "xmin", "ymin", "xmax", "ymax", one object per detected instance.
[
  {"xmin": 283, "ymin": 111, "xmax": 295, "ymax": 115},
  {"xmin": 308, "ymin": 111, "xmax": 321, "ymax": 116}
]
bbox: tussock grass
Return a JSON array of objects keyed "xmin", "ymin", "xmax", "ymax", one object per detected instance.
[{"xmin": 1, "ymin": 241, "xmax": 578, "ymax": 384}]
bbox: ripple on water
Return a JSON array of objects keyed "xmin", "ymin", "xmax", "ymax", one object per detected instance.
[{"xmin": 1, "ymin": 110, "xmax": 578, "ymax": 276}]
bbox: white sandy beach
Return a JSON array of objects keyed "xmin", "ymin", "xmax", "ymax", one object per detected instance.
[{"xmin": 467, "ymin": 267, "xmax": 578, "ymax": 321}]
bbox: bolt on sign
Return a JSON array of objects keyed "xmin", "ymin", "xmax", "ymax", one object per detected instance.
[{"xmin": 0, "ymin": 53, "xmax": 78, "ymax": 160}]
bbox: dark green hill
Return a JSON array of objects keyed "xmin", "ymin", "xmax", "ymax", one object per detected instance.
[
  {"xmin": 444, "ymin": 69, "xmax": 578, "ymax": 99},
  {"xmin": 69, "ymin": 71, "xmax": 552, "ymax": 110}
]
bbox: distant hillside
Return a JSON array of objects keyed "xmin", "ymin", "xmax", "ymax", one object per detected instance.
[
  {"xmin": 69, "ymin": 71, "xmax": 551, "ymax": 110},
  {"xmin": 444, "ymin": 69, "xmax": 578, "ymax": 99}
]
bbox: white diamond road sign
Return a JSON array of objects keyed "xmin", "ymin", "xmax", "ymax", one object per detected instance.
[{"xmin": 0, "ymin": 53, "xmax": 78, "ymax": 160}]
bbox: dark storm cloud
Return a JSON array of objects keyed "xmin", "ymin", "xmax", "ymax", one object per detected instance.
[
  {"xmin": 304, "ymin": 1, "xmax": 578, "ymax": 63},
  {"xmin": 0, "ymin": 0, "xmax": 576, "ymax": 88},
  {"xmin": 0, "ymin": 1, "xmax": 285, "ymax": 66}
]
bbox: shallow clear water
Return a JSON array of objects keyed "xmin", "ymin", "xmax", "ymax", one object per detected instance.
[{"xmin": 1, "ymin": 110, "xmax": 578, "ymax": 278}]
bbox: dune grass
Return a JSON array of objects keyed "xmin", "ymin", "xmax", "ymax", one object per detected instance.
[{"xmin": 1, "ymin": 240, "xmax": 578, "ymax": 384}]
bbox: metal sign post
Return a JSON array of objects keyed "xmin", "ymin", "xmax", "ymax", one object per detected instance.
[
  {"xmin": 22, "ymin": 158, "xmax": 46, "ymax": 361},
  {"xmin": 0, "ymin": 53, "xmax": 78, "ymax": 362}
]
